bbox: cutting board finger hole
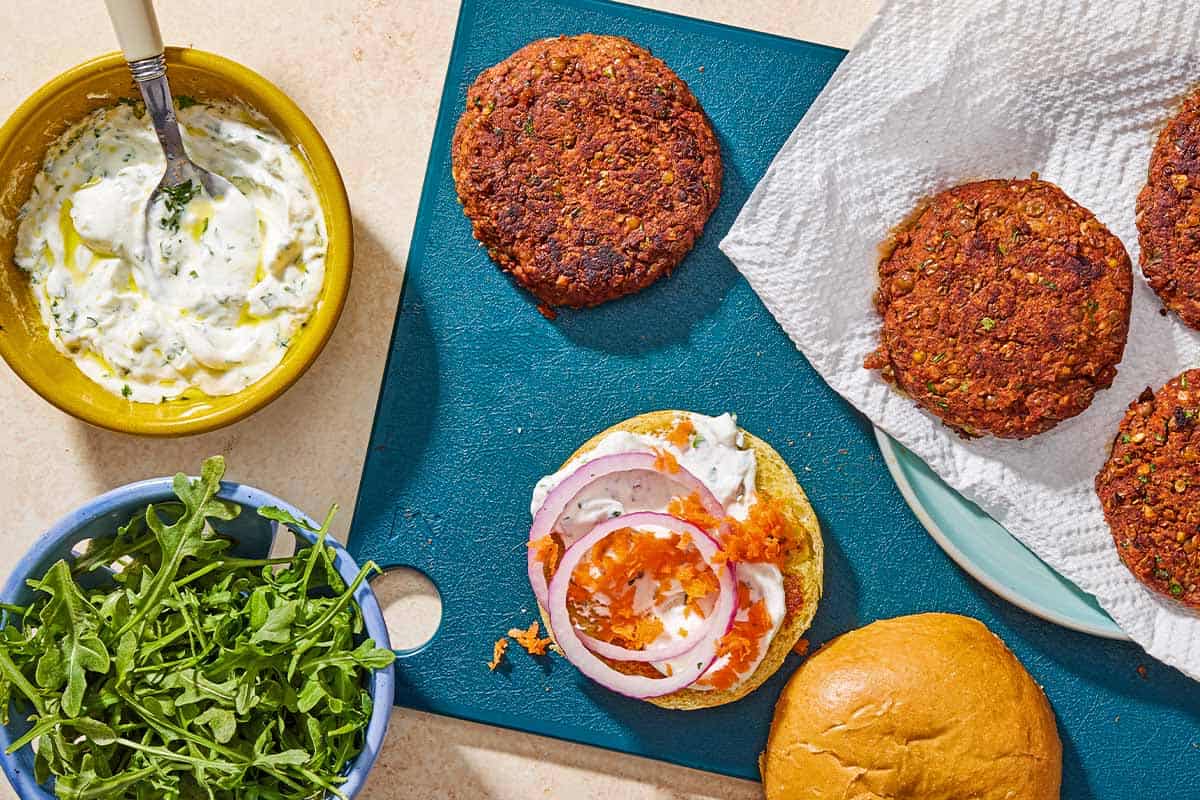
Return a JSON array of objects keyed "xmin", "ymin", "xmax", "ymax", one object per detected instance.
[{"xmin": 370, "ymin": 565, "xmax": 443, "ymax": 656}]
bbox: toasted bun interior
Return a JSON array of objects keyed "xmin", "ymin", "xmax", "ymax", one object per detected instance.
[
  {"xmin": 538, "ymin": 410, "xmax": 824, "ymax": 710},
  {"xmin": 762, "ymin": 612, "xmax": 1062, "ymax": 800}
]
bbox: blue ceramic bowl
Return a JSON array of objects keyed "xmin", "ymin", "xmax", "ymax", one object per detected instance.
[{"xmin": 0, "ymin": 477, "xmax": 394, "ymax": 799}]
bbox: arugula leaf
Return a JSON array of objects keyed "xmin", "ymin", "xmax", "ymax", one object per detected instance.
[
  {"xmin": 0, "ymin": 644, "xmax": 44, "ymax": 717},
  {"xmin": 301, "ymin": 638, "xmax": 400, "ymax": 673},
  {"xmin": 56, "ymin": 765, "xmax": 157, "ymax": 799},
  {"xmin": 6, "ymin": 714, "xmax": 63, "ymax": 754},
  {"xmin": 28, "ymin": 560, "xmax": 110, "ymax": 717},
  {"xmin": 67, "ymin": 717, "xmax": 116, "ymax": 746},
  {"xmin": 116, "ymin": 457, "xmax": 236, "ymax": 639},
  {"xmin": 0, "ymin": 457, "xmax": 395, "ymax": 799},
  {"xmin": 249, "ymin": 600, "xmax": 298, "ymax": 645},
  {"xmin": 114, "ymin": 631, "xmax": 136, "ymax": 685},
  {"xmin": 193, "ymin": 707, "xmax": 236, "ymax": 744},
  {"xmin": 256, "ymin": 506, "xmax": 319, "ymax": 532}
]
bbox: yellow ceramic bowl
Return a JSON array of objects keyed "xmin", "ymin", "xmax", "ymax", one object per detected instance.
[{"xmin": 0, "ymin": 48, "xmax": 352, "ymax": 436}]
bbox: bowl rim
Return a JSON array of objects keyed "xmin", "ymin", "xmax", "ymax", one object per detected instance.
[
  {"xmin": 0, "ymin": 47, "xmax": 354, "ymax": 437},
  {"xmin": 0, "ymin": 477, "xmax": 394, "ymax": 799}
]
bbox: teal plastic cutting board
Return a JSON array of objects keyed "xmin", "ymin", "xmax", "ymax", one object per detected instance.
[{"xmin": 349, "ymin": 0, "xmax": 1200, "ymax": 787}]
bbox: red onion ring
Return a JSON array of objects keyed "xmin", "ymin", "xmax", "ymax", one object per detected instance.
[
  {"xmin": 576, "ymin": 620, "xmax": 711, "ymax": 663},
  {"xmin": 528, "ymin": 452, "xmax": 724, "ymax": 607},
  {"xmin": 546, "ymin": 512, "xmax": 737, "ymax": 698},
  {"xmin": 574, "ymin": 516, "xmax": 725, "ymax": 662}
]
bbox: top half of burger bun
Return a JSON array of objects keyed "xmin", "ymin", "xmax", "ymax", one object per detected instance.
[{"xmin": 762, "ymin": 612, "xmax": 1061, "ymax": 800}]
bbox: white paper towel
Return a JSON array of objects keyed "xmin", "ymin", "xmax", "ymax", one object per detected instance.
[{"xmin": 720, "ymin": 0, "xmax": 1200, "ymax": 678}]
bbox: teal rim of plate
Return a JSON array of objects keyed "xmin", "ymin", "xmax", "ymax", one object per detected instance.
[{"xmin": 874, "ymin": 428, "xmax": 1127, "ymax": 640}]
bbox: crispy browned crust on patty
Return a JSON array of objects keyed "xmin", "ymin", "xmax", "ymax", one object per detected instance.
[
  {"xmin": 1137, "ymin": 89, "xmax": 1200, "ymax": 328},
  {"xmin": 1097, "ymin": 371, "xmax": 1200, "ymax": 608},
  {"xmin": 450, "ymin": 34, "xmax": 722, "ymax": 308},
  {"xmin": 866, "ymin": 177, "xmax": 1132, "ymax": 439}
]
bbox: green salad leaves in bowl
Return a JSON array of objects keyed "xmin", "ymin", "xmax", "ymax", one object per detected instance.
[{"xmin": 0, "ymin": 457, "xmax": 395, "ymax": 799}]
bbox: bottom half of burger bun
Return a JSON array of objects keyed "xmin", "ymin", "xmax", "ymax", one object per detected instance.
[
  {"xmin": 762, "ymin": 612, "xmax": 1061, "ymax": 800},
  {"xmin": 538, "ymin": 410, "xmax": 824, "ymax": 710}
]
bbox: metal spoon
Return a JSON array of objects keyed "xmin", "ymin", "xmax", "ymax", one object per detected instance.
[{"xmin": 103, "ymin": 0, "xmax": 237, "ymax": 237}]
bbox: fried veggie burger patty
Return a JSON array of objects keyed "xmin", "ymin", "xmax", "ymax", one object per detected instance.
[
  {"xmin": 450, "ymin": 34, "xmax": 722, "ymax": 308},
  {"xmin": 1097, "ymin": 372, "xmax": 1200, "ymax": 608},
  {"xmin": 1137, "ymin": 89, "xmax": 1200, "ymax": 328},
  {"xmin": 866, "ymin": 177, "xmax": 1132, "ymax": 439}
]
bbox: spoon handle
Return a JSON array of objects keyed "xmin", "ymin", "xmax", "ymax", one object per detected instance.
[
  {"xmin": 104, "ymin": 0, "xmax": 191, "ymax": 187},
  {"xmin": 138, "ymin": 73, "xmax": 191, "ymax": 187},
  {"xmin": 103, "ymin": 0, "xmax": 163, "ymax": 63}
]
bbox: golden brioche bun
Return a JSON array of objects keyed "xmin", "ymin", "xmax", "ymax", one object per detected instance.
[
  {"xmin": 762, "ymin": 613, "xmax": 1061, "ymax": 800},
  {"xmin": 538, "ymin": 410, "xmax": 824, "ymax": 710}
]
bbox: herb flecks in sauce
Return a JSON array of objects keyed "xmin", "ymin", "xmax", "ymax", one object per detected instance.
[{"xmin": 157, "ymin": 179, "xmax": 200, "ymax": 232}]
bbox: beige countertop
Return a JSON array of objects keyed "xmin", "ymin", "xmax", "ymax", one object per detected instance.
[{"xmin": 0, "ymin": 1, "xmax": 879, "ymax": 797}]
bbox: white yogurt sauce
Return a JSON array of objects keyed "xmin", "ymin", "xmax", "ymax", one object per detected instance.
[
  {"xmin": 531, "ymin": 412, "xmax": 786, "ymax": 690},
  {"xmin": 531, "ymin": 412, "xmax": 758, "ymax": 530},
  {"xmin": 652, "ymin": 560, "xmax": 785, "ymax": 687},
  {"xmin": 14, "ymin": 100, "xmax": 327, "ymax": 402}
]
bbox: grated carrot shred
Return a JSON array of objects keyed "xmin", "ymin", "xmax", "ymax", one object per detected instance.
[
  {"xmin": 720, "ymin": 496, "xmax": 793, "ymax": 567},
  {"xmin": 652, "ymin": 447, "xmax": 681, "ymax": 474},
  {"xmin": 698, "ymin": 597, "xmax": 773, "ymax": 690},
  {"xmin": 565, "ymin": 526, "xmax": 719, "ymax": 652},
  {"xmin": 667, "ymin": 493, "xmax": 722, "ymax": 533},
  {"xmin": 666, "ymin": 418, "xmax": 695, "ymax": 449},
  {"xmin": 792, "ymin": 638, "xmax": 810, "ymax": 657},
  {"xmin": 609, "ymin": 616, "xmax": 665, "ymax": 649},
  {"xmin": 529, "ymin": 535, "xmax": 560, "ymax": 567},
  {"xmin": 672, "ymin": 561, "xmax": 719, "ymax": 605},
  {"xmin": 508, "ymin": 621, "xmax": 553, "ymax": 656},
  {"xmin": 488, "ymin": 637, "xmax": 509, "ymax": 671}
]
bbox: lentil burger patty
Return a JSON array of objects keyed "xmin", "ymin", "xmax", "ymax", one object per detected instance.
[
  {"xmin": 1097, "ymin": 372, "xmax": 1200, "ymax": 608},
  {"xmin": 866, "ymin": 177, "xmax": 1132, "ymax": 439},
  {"xmin": 450, "ymin": 34, "xmax": 722, "ymax": 308},
  {"xmin": 1137, "ymin": 89, "xmax": 1200, "ymax": 328}
]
